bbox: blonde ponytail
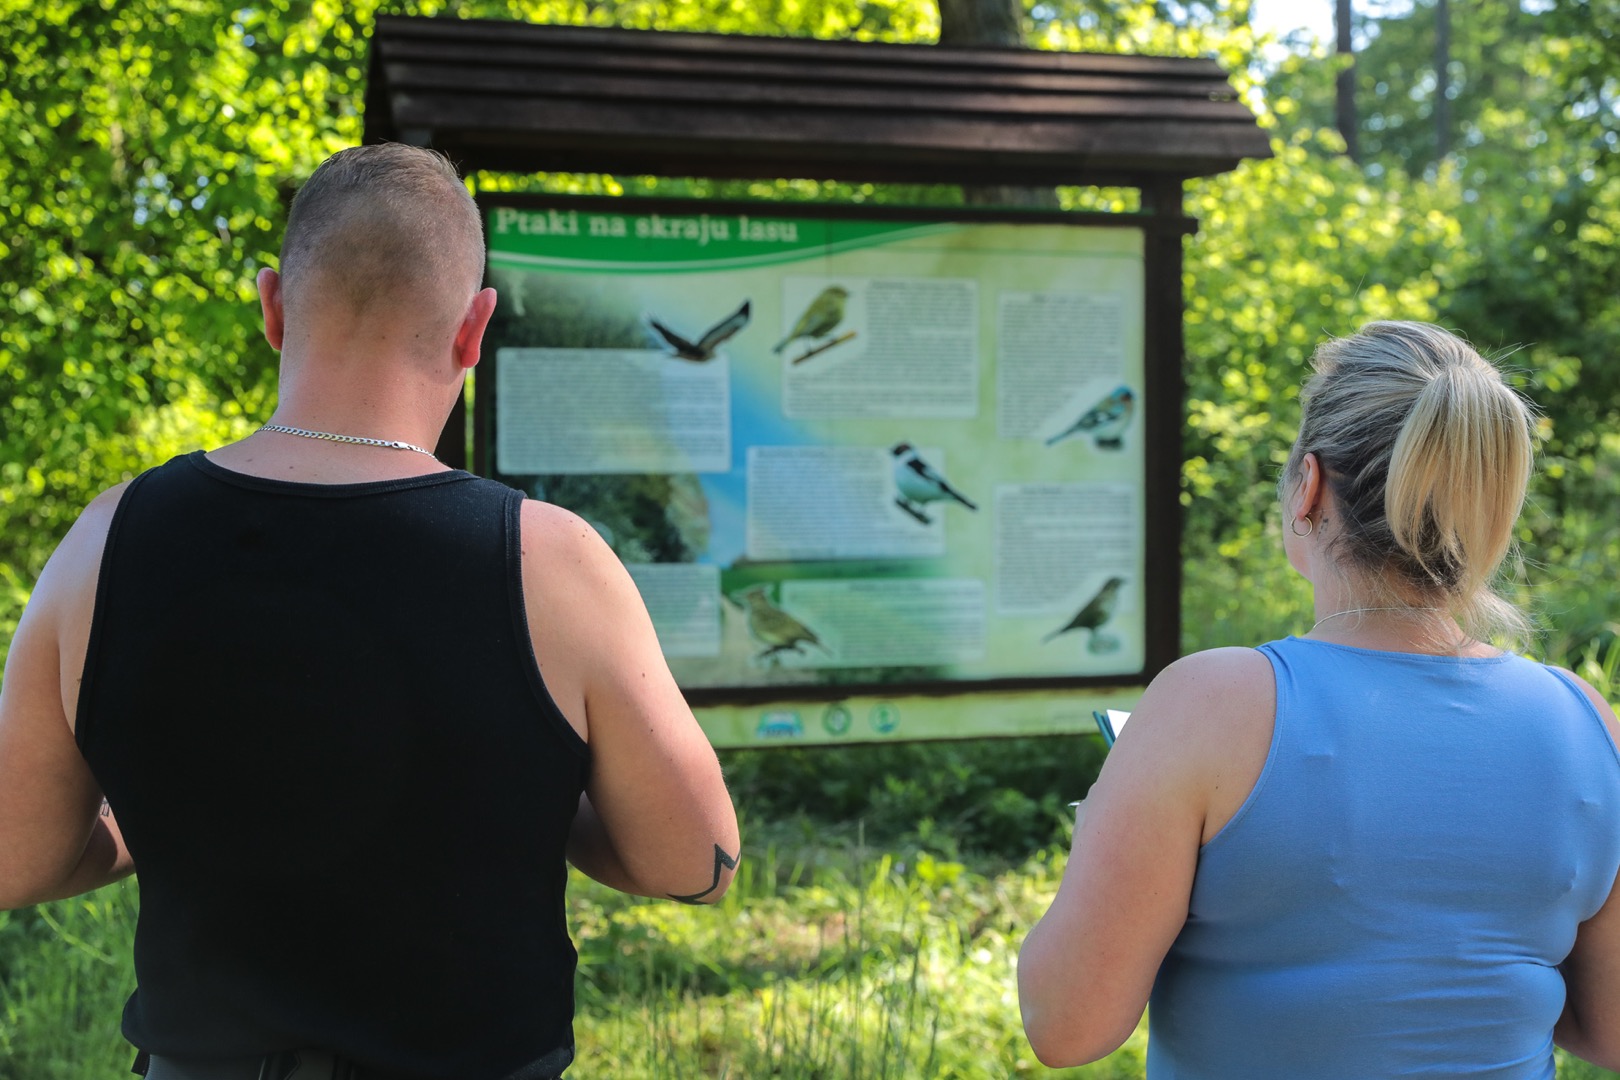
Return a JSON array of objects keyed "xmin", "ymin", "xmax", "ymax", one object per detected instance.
[{"xmin": 1285, "ymin": 322, "xmax": 1536, "ymax": 643}]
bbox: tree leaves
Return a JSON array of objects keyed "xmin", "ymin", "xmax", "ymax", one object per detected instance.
[{"xmin": 3, "ymin": 0, "xmax": 1617, "ymax": 661}]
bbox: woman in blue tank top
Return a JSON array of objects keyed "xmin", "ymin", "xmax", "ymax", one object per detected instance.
[{"xmin": 1018, "ymin": 322, "xmax": 1620, "ymax": 1078}]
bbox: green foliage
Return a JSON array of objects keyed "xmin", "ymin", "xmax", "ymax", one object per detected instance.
[
  {"xmin": 1177, "ymin": 131, "xmax": 1476, "ymax": 646},
  {"xmin": 4, "ymin": 836, "xmax": 1615, "ymax": 1078},
  {"xmin": 1151, "ymin": 0, "xmax": 1620, "ymax": 657},
  {"xmin": 0, "ymin": 0, "xmax": 371, "ymax": 646},
  {"xmin": 0, "ymin": 886, "xmax": 138, "ymax": 1078},
  {"xmin": 0, "ymin": 841, "xmax": 1144, "ymax": 1079},
  {"xmin": 722, "ymin": 735, "xmax": 1105, "ymax": 858},
  {"xmin": 2, "ymin": 1, "xmax": 1620, "ymax": 1072}
]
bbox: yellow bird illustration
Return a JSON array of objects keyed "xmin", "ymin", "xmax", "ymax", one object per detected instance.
[{"xmin": 773, "ymin": 286, "xmax": 849, "ymax": 354}]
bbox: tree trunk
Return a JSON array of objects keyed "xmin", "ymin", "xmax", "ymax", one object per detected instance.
[
  {"xmin": 1336, "ymin": 0, "xmax": 1359, "ymax": 162},
  {"xmin": 1435, "ymin": 0, "xmax": 1451, "ymax": 161},
  {"xmin": 937, "ymin": 0, "xmax": 1023, "ymax": 47},
  {"xmin": 936, "ymin": 0, "xmax": 1060, "ymax": 208}
]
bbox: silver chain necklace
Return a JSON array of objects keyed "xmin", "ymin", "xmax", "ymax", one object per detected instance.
[
  {"xmin": 259, "ymin": 424, "xmax": 436, "ymax": 457},
  {"xmin": 1311, "ymin": 606, "xmax": 1443, "ymax": 632}
]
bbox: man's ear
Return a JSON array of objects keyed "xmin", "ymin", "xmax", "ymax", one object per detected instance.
[
  {"xmin": 257, "ymin": 268, "xmax": 285, "ymax": 351},
  {"xmin": 453, "ymin": 287, "xmax": 498, "ymax": 371}
]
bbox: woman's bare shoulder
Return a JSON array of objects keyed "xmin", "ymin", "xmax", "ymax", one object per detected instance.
[
  {"xmin": 1549, "ymin": 665, "xmax": 1620, "ymax": 748},
  {"xmin": 1134, "ymin": 647, "xmax": 1276, "ymax": 730}
]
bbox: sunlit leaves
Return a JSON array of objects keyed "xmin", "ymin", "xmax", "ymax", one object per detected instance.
[
  {"xmin": 0, "ymin": 0, "xmax": 376, "ymax": 614},
  {"xmin": 3, "ymin": 0, "xmax": 1618, "ymax": 663}
]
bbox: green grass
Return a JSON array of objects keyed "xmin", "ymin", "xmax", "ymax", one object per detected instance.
[
  {"xmin": 3, "ymin": 825, "xmax": 1616, "ymax": 1079},
  {"xmin": 566, "ymin": 826, "xmax": 1135, "ymax": 1078},
  {"xmin": 3, "ymin": 558, "xmax": 1618, "ymax": 1076},
  {"xmin": 0, "ymin": 887, "xmax": 138, "ymax": 1079}
]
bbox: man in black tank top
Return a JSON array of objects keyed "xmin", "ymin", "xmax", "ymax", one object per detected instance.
[{"xmin": 0, "ymin": 144, "xmax": 740, "ymax": 1080}]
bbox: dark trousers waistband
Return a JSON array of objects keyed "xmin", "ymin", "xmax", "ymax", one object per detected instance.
[
  {"xmin": 138, "ymin": 1050, "xmax": 359, "ymax": 1080},
  {"xmin": 135, "ymin": 1046, "xmax": 568, "ymax": 1080}
]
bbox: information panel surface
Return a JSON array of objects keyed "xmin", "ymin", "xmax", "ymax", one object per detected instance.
[{"xmin": 480, "ymin": 199, "xmax": 1152, "ymax": 745}]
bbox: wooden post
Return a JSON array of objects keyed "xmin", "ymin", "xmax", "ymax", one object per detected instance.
[{"xmin": 1140, "ymin": 176, "xmax": 1188, "ymax": 675}]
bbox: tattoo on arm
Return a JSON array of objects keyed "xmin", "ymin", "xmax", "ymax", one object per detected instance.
[
  {"xmin": 668, "ymin": 843, "xmax": 739, "ymax": 905},
  {"xmin": 99, "ymin": 798, "xmax": 112, "ymax": 818}
]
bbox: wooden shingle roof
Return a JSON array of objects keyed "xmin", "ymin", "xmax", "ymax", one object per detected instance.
[{"xmin": 363, "ymin": 15, "xmax": 1271, "ymax": 186}]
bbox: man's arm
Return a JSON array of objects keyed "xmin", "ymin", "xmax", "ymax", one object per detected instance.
[
  {"xmin": 0, "ymin": 487, "xmax": 134, "ymax": 909},
  {"xmin": 521, "ymin": 501, "xmax": 739, "ymax": 904}
]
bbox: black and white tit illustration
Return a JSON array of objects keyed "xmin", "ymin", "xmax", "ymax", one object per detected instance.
[
  {"xmin": 891, "ymin": 442, "xmax": 978, "ymax": 525},
  {"xmin": 1046, "ymin": 385, "xmax": 1135, "ymax": 450},
  {"xmin": 645, "ymin": 299, "xmax": 751, "ymax": 362},
  {"xmin": 1042, "ymin": 576, "xmax": 1126, "ymax": 653}
]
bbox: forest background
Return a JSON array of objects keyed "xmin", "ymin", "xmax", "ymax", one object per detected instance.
[{"xmin": 2, "ymin": 0, "xmax": 1620, "ymax": 1076}]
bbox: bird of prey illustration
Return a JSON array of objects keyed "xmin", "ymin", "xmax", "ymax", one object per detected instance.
[
  {"xmin": 1046, "ymin": 385, "xmax": 1135, "ymax": 450},
  {"xmin": 773, "ymin": 285, "xmax": 849, "ymax": 355},
  {"xmin": 891, "ymin": 442, "xmax": 977, "ymax": 525},
  {"xmin": 741, "ymin": 587, "xmax": 827, "ymax": 661},
  {"xmin": 645, "ymin": 299, "xmax": 751, "ymax": 362},
  {"xmin": 1043, "ymin": 577, "xmax": 1126, "ymax": 653}
]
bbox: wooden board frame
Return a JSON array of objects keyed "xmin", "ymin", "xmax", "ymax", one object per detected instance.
[
  {"xmin": 358, "ymin": 15, "xmax": 1269, "ymax": 744},
  {"xmin": 471, "ymin": 192, "xmax": 1187, "ymax": 714}
]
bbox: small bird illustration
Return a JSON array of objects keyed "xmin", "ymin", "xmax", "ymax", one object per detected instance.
[
  {"xmin": 773, "ymin": 285, "xmax": 849, "ymax": 354},
  {"xmin": 1046, "ymin": 385, "xmax": 1135, "ymax": 450},
  {"xmin": 645, "ymin": 299, "xmax": 751, "ymax": 362},
  {"xmin": 1043, "ymin": 577, "xmax": 1126, "ymax": 652},
  {"xmin": 741, "ymin": 587, "xmax": 827, "ymax": 660},
  {"xmin": 891, "ymin": 442, "xmax": 977, "ymax": 525}
]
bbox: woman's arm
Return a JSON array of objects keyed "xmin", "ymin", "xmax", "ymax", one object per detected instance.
[
  {"xmin": 1557, "ymin": 866, "xmax": 1620, "ymax": 1068},
  {"xmin": 1017, "ymin": 647, "xmax": 1275, "ymax": 1066},
  {"xmin": 1553, "ymin": 669, "xmax": 1620, "ymax": 1068}
]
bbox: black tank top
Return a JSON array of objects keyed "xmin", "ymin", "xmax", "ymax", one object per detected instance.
[{"xmin": 76, "ymin": 452, "xmax": 588, "ymax": 1080}]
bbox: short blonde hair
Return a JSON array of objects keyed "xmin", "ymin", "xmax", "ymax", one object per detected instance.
[
  {"xmin": 1283, "ymin": 321, "xmax": 1536, "ymax": 642},
  {"xmin": 279, "ymin": 143, "xmax": 484, "ymax": 328}
]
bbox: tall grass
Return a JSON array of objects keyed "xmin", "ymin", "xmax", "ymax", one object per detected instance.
[
  {"xmin": 565, "ymin": 823, "xmax": 1152, "ymax": 1078},
  {"xmin": 2, "ymin": 550, "xmax": 1617, "ymax": 1076},
  {"xmin": 4, "ymin": 819, "xmax": 1615, "ymax": 1078},
  {"xmin": 0, "ymin": 887, "xmax": 138, "ymax": 1078}
]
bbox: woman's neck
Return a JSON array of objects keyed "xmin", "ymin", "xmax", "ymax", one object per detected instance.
[{"xmin": 1306, "ymin": 599, "xmax": 1492, "ymax": 657}]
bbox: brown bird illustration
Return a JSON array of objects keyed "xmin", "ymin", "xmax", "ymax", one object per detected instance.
[
  {"xmin": 1043, "ymin": 577, "xmax": 1125, "ymax": 652},
  {"xmin": 646, "ymin": 299, "xmax": 751, "ymax": 362},
  {"xmin": 741, "ymin": 586, "xmax": 827, "ymax": 660}
]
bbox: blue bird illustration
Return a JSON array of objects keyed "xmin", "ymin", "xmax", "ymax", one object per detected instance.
[{"xmin": 1046, "ymin": 385, "xmax": 1135, "ymax": 450}]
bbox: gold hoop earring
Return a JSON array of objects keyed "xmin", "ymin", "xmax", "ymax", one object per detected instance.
[{"xmin": 1290, "ymin": 516, "xmax": 1314, "ymax": 537}]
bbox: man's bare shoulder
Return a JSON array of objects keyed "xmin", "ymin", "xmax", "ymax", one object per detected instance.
[
  {"xmin": 33, "ymin": 482, "xmax": 133, "ymax": 601},
  {"xmin": 515, "ymin": 498, "xmax": 629, "ymax": 587},
  {"xmin": 518, "ymin": 497, "xmax": 602, "ymax": 553},
  {"xmin": 515, "ymin": 497, "xmax": 650, "ymax": 638},
  {"xmin": 75, "ymin": 481, "xmax": 132, "ymax": 533}
]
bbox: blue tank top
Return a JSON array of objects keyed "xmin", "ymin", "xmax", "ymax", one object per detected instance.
[{"xmin": 1147, "ymin": 636, "xmax": 1620, "ymax": 1080}]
